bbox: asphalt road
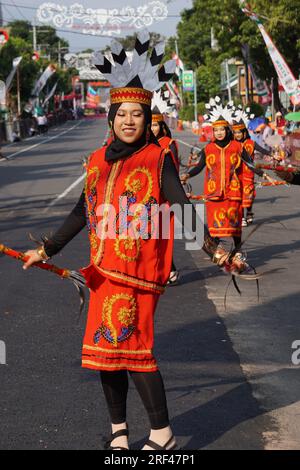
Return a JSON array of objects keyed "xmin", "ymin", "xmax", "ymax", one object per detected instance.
[{"xmin": 0, "ymin": 118, "xmax": 299, "ymax": 450}]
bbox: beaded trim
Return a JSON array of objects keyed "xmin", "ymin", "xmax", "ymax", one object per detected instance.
[
  {"xmin": 212, "ymin": 120, "xmax": 229, "ymax": 128},
  {"xmin": 110, "ymin": 87, "xmax": 153, "ymax": 106},
  {"xmin": 152, "ymin": 114, "xmax": 164, "ymax": 123},
  {"xmin": 232, "ymin": 124, "xmax": 246, "ymax": 131}
]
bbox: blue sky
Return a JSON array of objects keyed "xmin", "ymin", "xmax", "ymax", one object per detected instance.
[{"xmin": 2, "ymin": 0, "xmax": 192, "ymax": 52}]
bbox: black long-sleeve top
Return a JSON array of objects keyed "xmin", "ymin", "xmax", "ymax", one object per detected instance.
[
  {"xmin": 44, "ymin": 154, "xmax": 217, "ymax": 258},
  {"xmin": 188, "ymin": 146, "xmax": 264, "ymax": 178},
  {"xmin": 291, "ymin": 173, "xmax": 300, "ymax": 185}
]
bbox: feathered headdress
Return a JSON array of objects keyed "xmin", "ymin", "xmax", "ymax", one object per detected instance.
[
  {"xmin": 231, "ymin": 105, "xmax": 255, "ymax": 130},
  {"xmin": 92, "ymin": 31, "xmax": 176, "ymax": 107},
  {"xmin": 203, "ymin": 96, "xmax": 235, "ymax": 128},
  {"xmin": 151, "ymin": 90, "xmax": 171, "ymax": 122}
]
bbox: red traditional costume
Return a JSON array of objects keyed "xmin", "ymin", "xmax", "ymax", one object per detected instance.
[
  {"xmin": 231, "ymin": 106, "xmax": 257, "ymax": 224},
  {"xmin": 241, "ymin": 138, "xmax": 256, "ymax": 209},
  {"xmin": 151, "ymin": 91, "xmax": 180, "ymax": 171},
  {"xmin": 204, "ymin": 138, "xmax": 244, "ymax": 238},
  {"xmin": 79, "ymin": 39, "xmax": 177, "ymax": 372}
]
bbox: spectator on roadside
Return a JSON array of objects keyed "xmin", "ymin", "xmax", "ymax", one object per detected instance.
[{"xmin": 37, "ymin": 114, "xmax": 48, "ymax": 134}]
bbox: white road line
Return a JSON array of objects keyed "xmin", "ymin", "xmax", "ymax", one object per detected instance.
[
  {"xmin": 42, "ymin": 128, "xmax": 110, "ymax": 213},
  {"xmin": 1, "ymin": 121, "xmax": 83, "ymax": 160},
  {"xmin": 176, "ymin": 138, "xmax": 202, "ymax": 151},
  {"xmin": 42, "ymin": 174, "xmax": 85, "ymax": 213}
]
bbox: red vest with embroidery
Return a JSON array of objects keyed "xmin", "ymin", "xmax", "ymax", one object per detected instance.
[
  {"xmin": 204, "ymin": 140, "xmax": 243, "ymax": 201},
  {"xmin": 84, "ymin": 144, "xmax": 174, "ymax": 294},
  {"xmin": 159, "ymin": 136, "xmax": 179, "ymax": 171},
  {"xmin": 242, "ymin": 138, "xmax": 255, "ymax": 179}
]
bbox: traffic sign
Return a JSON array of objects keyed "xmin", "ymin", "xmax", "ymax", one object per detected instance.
[{"xmin": 182, "ymin": 70, "xmax": 194, "ymax": 92}]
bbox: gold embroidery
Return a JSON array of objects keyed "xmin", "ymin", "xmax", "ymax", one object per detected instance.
[
  {"xmin": 206, "ymin": 153, "xmax": 216, "ymax": 169},
  {"xmin": 103, "ymin": 293, "xmax": 137, "ymax": 347},
  {"xmin": 114, "ymin": 236, "xmax": 141, "ymax": 262},
  {"xmin": 96, "ymin": 266, "xmax": 165, "ymax": 293},
  {"xmin": 94, "ymin": 160, "xmax": 122, "ymax": 265},
  {"xmin": 83, "ymin": 344, "xmax": 152, "ymax": 354},
  {"xmin": 82, "ymin": 360, "xmax": 157, "ymax": 370},
  {"xmin": 125, "ymin": 167, "xmax": 153, "ymax": 204},
  {"xmin": 207, "ymin": 179, "xmax": 216, "ymax": 193}
]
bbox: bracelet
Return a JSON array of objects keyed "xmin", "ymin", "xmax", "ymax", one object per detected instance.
[{"xmin": 36, "ymin": 245, "xmax": 50, "ymax": 261}]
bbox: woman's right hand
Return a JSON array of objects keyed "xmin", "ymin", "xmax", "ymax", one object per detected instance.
[
  {"xmin": 23, "ymin": 249, "xmax": 45, "ymax": 270},
  {"xmin": 180, "ymin": 173, "xmax": 190, "ymax": 184}
]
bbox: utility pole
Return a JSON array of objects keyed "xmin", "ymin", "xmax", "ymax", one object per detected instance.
[
  {"xmin": 0, "ymin": 1, "xmax": 3, "ymax": 27},
  {"xmin": 175, "ymin": 37, "xmax": 184, "ymax": 107},
  {"xmin": 58, "ymin": 40, "xmax": 61, "ymax": 68},
  {"xmin": 16, "ymin": 67, "xmax": 21, "ymax": 115},
  {"xmin": 225, "ymin": 59, "xmax": 232, "ymax": 101},
  {"xmin": 32, "ymin": 19, "xmax": 37, "ymax": 51},
  {"xmin": 193, "ymin": 70, "xmax": 198, "ymax": 122}
]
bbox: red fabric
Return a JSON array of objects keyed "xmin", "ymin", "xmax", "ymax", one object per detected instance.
[
  {"xmin": 242, "ymin": 139, "xmax": 256, "ymax": 209},
  {"xmin": 202, "ymin": 141, "xmax": 244, "ymax": 237},
  {"xmin": 204, "ymin": 141, "xmax": 243, "ymax": 201},
  {"xmin": 84, "ymin": 144, "xmax": 174, "ymax": 294},
  {"xmin": 158, "ymin": 136, "xmax": 179, "ymax": 172},
  {"xmin": 206, "ymin": 199, "xmax": 243, "ymax": 238},
  {"xmin": 81, "ymin": 265, "xmax": 159, "ymax": 372}
]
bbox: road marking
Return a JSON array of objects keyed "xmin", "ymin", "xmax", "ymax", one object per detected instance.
[
  {"xmin": 42, "ymin": 128, "xmax": 110, "ymax": 213},
  {"xmin": 176, "ymin": 138, "xmax": 202, "ymax": 151},
  {"xmin": 42, "ymin": 174, "xmax": 86, "ymax": 213},
  {"xmin": 1, "ymin": 121, "xmax": 84, "ymax": 161}
]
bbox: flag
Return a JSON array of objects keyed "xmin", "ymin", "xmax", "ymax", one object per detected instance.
[
  {"xmin": 240, "ymin": 2, "xmax": 300, "ymax": 106},
  {"xmin": 42, "ymin": 81, "xmax": 58, "ymax": 107},
  {"xmin": 25, "ymin": 64, "xmax": 56, "ymax": 113},
  {"xmin": 172, "ymin": 53, "xmax": 184, "ymax": 79},
  {"xmin": 32, "ymin": 64, "xmax": 56, "ymax": 98},
  {"xmin": 248, "ymin": 64, "xmax": 272, "ymax": 104},
  {"xmin": 5, "ymin": 56, "xmax": 22, "ymax": 92}
]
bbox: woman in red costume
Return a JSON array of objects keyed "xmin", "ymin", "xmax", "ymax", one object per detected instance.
[
  {"xmin": 232, "ymin": 106, "xmax": 271, "ymax": 226},
  {"xmin": 151, "ymin": 91, "xmax": 180, "ymax": 284},
  {"xmin": 181, "ymin": 97, "xmax": 271, "ymax": 251},
  {"xmin": 22, "ymin": 41, "xmax": 248, "ymax": 451}
]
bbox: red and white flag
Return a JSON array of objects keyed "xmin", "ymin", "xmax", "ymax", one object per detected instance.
[{"xmin": 240, "ymin": 1, "xmax": 300, "ymax": 106}]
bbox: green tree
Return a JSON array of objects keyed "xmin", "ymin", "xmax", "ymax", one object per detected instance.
[{"xmin": 176, "ymin": 0, "xmax": 300, "ymax": 109}]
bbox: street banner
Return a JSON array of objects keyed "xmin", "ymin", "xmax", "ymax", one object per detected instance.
[
  {"xmin": 42, "ymin": 81, "xmax": 58, "ymax": 107},
  {"xmin": 172, "ymin": 53, "xmax": 184, "ymax": 79},
  {"xmin": 25, "ymin": 64, "xmax": 56, "ymax": 113},
  {"xmin": 0, "ymin": 80, "xmax": 6, "ymax": 106},
  {"xmin": 240, "ymin": 1, "xmax": 300, "ymax": 106},
  {"xmin": 166, "ymin": 80, "xmax": 182, "ymax": 106},
  {"xmin": 5, "ymin": 56, "xmax": 22, "ymax": 92},
  {"xmin": 32, "ymin": 64, "xmax": 56, "ymax": 98},
  {"xmin": 248, "ymin": 64, "xmax": 272, "ymax": 104}
]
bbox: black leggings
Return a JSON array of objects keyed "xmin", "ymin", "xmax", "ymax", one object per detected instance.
[{"xmin": 100, "ymin": 370, "xmax": 169, "ymax": 430}]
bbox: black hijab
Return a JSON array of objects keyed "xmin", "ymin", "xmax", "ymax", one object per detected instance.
[
  {"xmin": 105, "ymin": 102, "xmax": 158, "ymax": 162},
  {"xmin": 214, "ymin": 126, "xmax": 233, "ymax": 148},
  {"xmin": 156, "ymin": 120, "xmax": 172, "ymax": 139},
  {"xmin": 241, "ymin": 127, "xmax": 250, "ymax": 141}
]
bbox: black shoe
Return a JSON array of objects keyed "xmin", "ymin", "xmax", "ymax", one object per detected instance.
[
  {"xmin": 104, "ymin": 428, "xmax": 129, "ymax": 450},
  {"xmin": 145, "ymin": 435, "xmax": 177, "ymax": 450}
]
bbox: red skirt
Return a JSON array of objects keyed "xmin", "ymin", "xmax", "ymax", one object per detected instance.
[
  {"xmin": 81, "ymin": 264, "xmax": 159, "ymax": 372},
  {"xmin": 242, "ymin": 179, "xmax": 256, "ymax": 209},
  {"xmin": 206, "ymin": 199, "xmax": 243, "ymax": 238}
]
